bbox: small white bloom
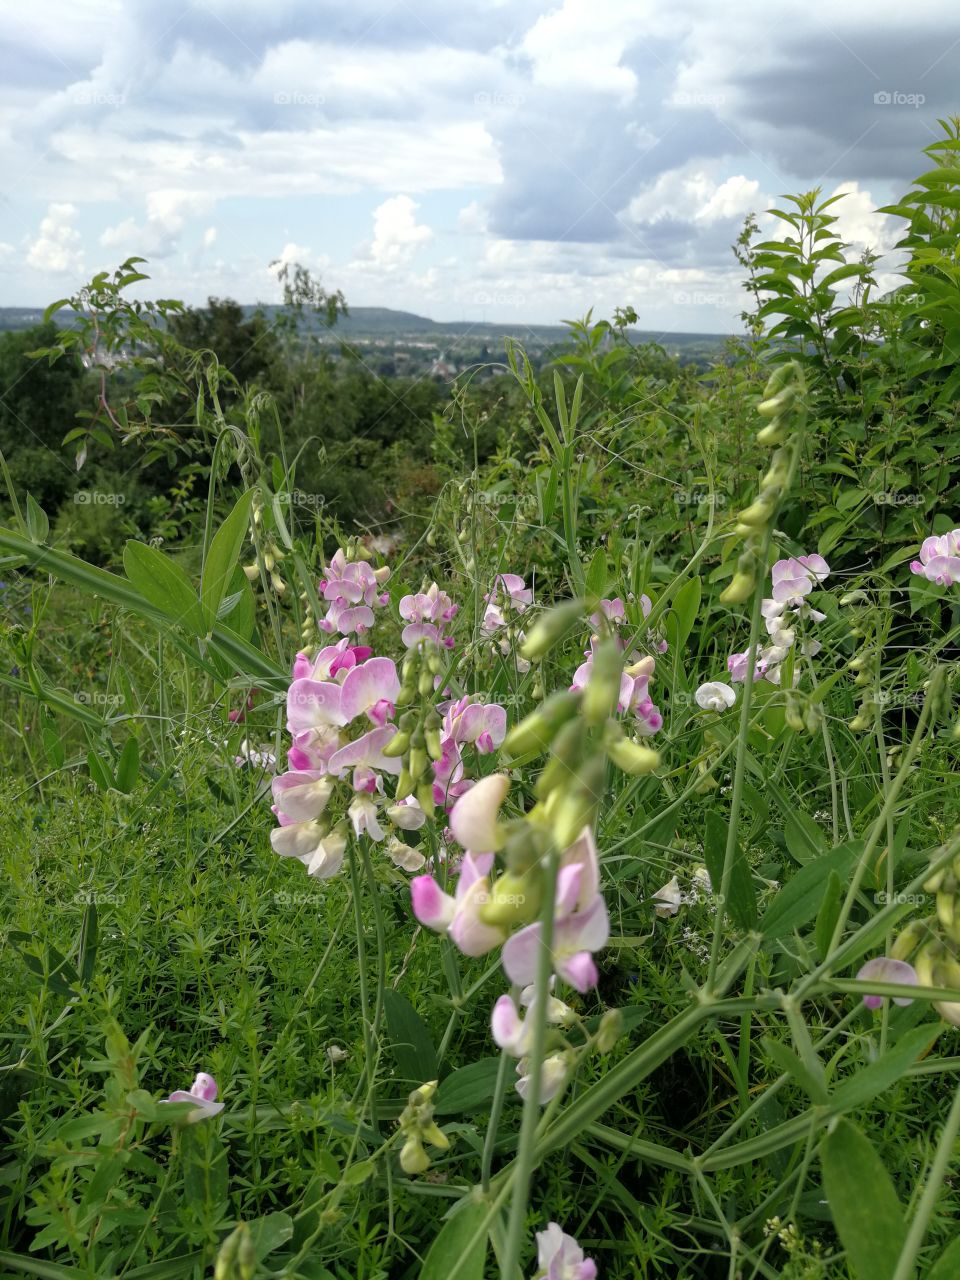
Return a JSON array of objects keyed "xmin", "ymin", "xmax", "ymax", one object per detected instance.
[
  {"xmin": 695, "ymin": 681, "xmax": 737, "ymax": 712},
  {"xmin": 653, "ymin": 875, "xmax": 682, "ymax": 917}
]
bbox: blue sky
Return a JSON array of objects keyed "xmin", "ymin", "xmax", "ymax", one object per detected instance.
[{"xmin": 0, "ymin": 0, "xmax": 956, "ymax": 330}]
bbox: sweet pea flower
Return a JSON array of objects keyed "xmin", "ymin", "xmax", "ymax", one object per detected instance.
[
  {"xmin": 287, "ymin": 678, "xmax": 348, "ymax": 734},
  {"xmin": 271, "ymin": 771, "xmax": 335, "ymax": 823},
  {"xmin": 502, "ymin": 831, "xmax": 609, "ymax": 993},
  {"xmin": 652, "ymin": 875, "xmax": 682, "ymax": 917},
  {"xmin": 348, "ymin": 794, "xmax": 386, "ymax": 842},
  {"xmin": 338, "ymin": 657, "xmax": 401, "ymax": 727},
  {"xmin": 771, "ymin": 554, "xmax": 830, "ymax": 604},
  {"xmin": 695, "ymin": 681, "xmax": 737, "ymax": 712},
  {"xmin": 491, "ymin": 984, "xmax": 576, "ymax": 1057},
  {"xmin": 163, "ymin": 1072, "xmax": 225, "ymax": 1124},
  {"xmin": 270, "ymin": 819, "xmax": 348, "ymax": 877},
  {"xmin": 910, "ymin": 529, "xmax": 960, "ymax": 586},
  {"xmin": 410, "ymin": 851, "xmax": 506, "ymax": 956},
  {"xmin": 449, "ymin": 773, "xmax": 511, "ymax": 852},
  {"xmin": 442, "ymin": 696, "xmax": 507, "ymax": 754},
  {"xmin": 515, "ymin": 1052, "xmax": 568, "ymax": 1105},
  {"xmin": 399, "ymin": 583, "xmax": 458, "ymax": 649},
  {"xmin": 386, "ymin": 836, "xmax": 426, "ymax": 872},
  {"xmin": 287, "ymin": 724, "xmax": 342, "ymax": 773},
  {"xmin": 535, "ymin": 1222, "xmax": 598, "ymax": 1280},
  {"xmin": 856, "ymin": 956, "xmax": 919, "ymax": 1009},
  {"xmin": 589, "ymin": 597, "xmax": 626, "ymax": 632}
]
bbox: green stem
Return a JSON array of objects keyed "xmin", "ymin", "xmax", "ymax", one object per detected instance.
[
  {"xmin": 891, "ymin": 1075, "xmax": 960, "ymax": 1280},
  {"xmin": 348, "ymin": 844, "xmax": 378, "ymax": 1128},
  {"xmin": 481, "ymin": 1050, "xmax": 513, "ymax": 1193},
  {"xmin": 499, "ymin": 851, "xmax": 560, "ymax": 1278}
]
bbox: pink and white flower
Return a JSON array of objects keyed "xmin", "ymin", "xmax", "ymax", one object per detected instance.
[
  {"xmin": 770, "ymin": 555, "xmax": 830, "ymax": 604},
  {"xmin": 535, "ymin": 1222, "xmax": 598, "ymax": 1280},
  {"xmin": 410, "ymin": 851, "xmax": 506, "ymax": 956},
  {"xmin": 399, "ymin": 582, "xmax": 458, "ymax": 649},
  {"xmin": 910, "ymin": 529, "xmax": 960, "ymax": 586},
  {"xmin": 856, "ymin": 956, "xmax": 919, "ymax": 1009},
  {"xmin": 162, "ymin": 1072, "xmax": 225, "ymax": 1124}
]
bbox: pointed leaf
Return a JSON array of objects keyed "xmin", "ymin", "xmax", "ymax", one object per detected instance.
[
  {"xmin": 821, "ymin": 1119, "xmax": 906, "ymax": 1280},
  {"xmin": 201, "ymin": 490, "xmax": 256, "ymax": 629}
]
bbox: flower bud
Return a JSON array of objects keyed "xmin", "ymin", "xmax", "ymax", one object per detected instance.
[
  {"xmin": 215, "ymin": 1223, "xmax": 255, "ymax": 1280},
  {"xmin": 719, "ymin": 571, "xmax": 755, "ymax": 605},
  {"xmin": 520, "ymin": 599, "xmax": 585, "ymax": 661},
  {"xmin": 756, "ymin": 420, "xmax": 789, "ymax": 446},
  {"xmin": 737, "ymin": 497, "xmax": 775, "ymax": 528},
  {"xmin": 582, "ymin": 638, "xmax": 623, "ymax": 726},
  {"xmin": 449, "ymin": 773, "xmax": 511, "ymax": 852},
  {"xmin": 502, "ymin": 690, "xmax": 580, "ymax": 758},
  {"xmin": 478, "ymin": 868, "xmax": 543, "ymax": 927},
  {"xmin": 605, "ymin": 735, "xmax": 660, "ymax": 775},
  {"xmin": 381, "ymin": 731, "xmax": 410, "ymax": 758},
  {"xmin": 400, "ymin": 1136, "xmax": 430, "ymax": 1175},
  {"xmin": 596, "ymin": 1008, "xmax": 624, "ymax": 1053}
]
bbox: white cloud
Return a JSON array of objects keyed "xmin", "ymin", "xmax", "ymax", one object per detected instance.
[
  {"xmin": 626, "ymin": 165, "xmax": 763, "ymax": 226},
  {"xmin": 826, "ymin": 181, "xmax": 896, "ymax": 254},
  {"xmin": 27, "ymin": 203, "xmax": 84, "ymax": 274},
  {"xmin": 203, "ymin": 226, "xmax": 217, "ymax": 247},
  {"xmin": 367, "ymin": 195, "xmax": 432, "ymax": 267},
  {"xmin": 518, "ymin": 0, "xmax": 653, "ymax": 100}
]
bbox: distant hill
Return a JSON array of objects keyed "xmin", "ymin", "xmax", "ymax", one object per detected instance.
[{"xmin": 0, "ymin": 303, "xmax": 732, "ymax": 360}]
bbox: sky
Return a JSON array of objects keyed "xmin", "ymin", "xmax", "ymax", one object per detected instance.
[{"xmin": 0, "ymin": 0, "xmax": 957, "ymax": 331}]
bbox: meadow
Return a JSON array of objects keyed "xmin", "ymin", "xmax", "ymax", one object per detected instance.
[{"xmin": 2, "ymin": 123, "xmax": 960, "ymax": 1280}]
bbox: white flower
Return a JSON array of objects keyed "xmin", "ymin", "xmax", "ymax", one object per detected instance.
[
  {"xmin": 694, "ymin": 681, "xmax": 736, "ymax": 712},
  {"xmin": 653, "ymin": 875, "xmax": 682, "ymax": 917}
]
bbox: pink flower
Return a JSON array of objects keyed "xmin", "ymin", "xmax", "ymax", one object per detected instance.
[
  {"xmin": 536, "ymin": 1222, "xmax": 598, "ymax": 1280},
  {"xmin": 501, "ymin": 829, "xmax": 609, "ymax": 993},
  {"xmin": 410, "ymin": 852, "xmax": 506, "ymax": 956},
  {"xmin": 856, "ymin": 957, "xmax": 919, "ymax": 1009},
  {"xmin": 271, "ymin": 771, "xmax": 335, "ymax": 823},
  {"xmin": 270, "ymin": 820, "xmax": 348, "ymax": 877},
  {"xmin": 910, "ymin": 530, "xmax": 960, "ymax": 586},
  {"xmin": 163, "ymin": 1072, "xmax": 225, "ymax": 1124},
  {"xmin": 399, "ymin": 583, "xmax": 458, "ymax": 648},
  {"xmin": 328, "ymin": 726, "xmax": 402, "ymax": 787},
  {"xmin": 449, "ymin": 773, "xmax": 511, "ymax": 852},
  {"xmin": 338, "ymin": 657, "xmax": 400, "ymax": 726},
  {"xmin": 770, "ymin": 555, "xmax": 830, "ymax": 604},
  {"xmin": 589, "ymin": 598, "xmax": 626, "ymax": 631}
]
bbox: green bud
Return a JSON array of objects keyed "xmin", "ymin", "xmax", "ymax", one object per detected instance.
[
  {"xmin": 409, "ymin": 747, "xmax": 428, "ymax": 782},
  {"xmin": 425, "ymin": 727, "xmax": 443, "ymax": 760},
  {"xmin": 479, "ymin": 868, "xmax": 544, "ymax": 927},
  {"xmin": 502, "ymin": 689, "xmax": 581, "ymax": 758},
  {"xmin": 395, "ymin": 768, "xmax": 414, "ymax": 800},
  {"xmin": 582, "ymin": 638, "xmax": 624, "ymax": 726},
  {"xmin": 720, "ymin": 571, "xmax": 755, "ymax": 605},
  {"xmin": 757, "ymin": 386, "xmax": 796, "ymax": 418},
  {"xmin": 381, "ymin": 731, "xmax": 410, "ymax": 758},
  {"xmin": 400, "ymin": 1136, "xmax": 430, "ymax": 1175},
  {"xmin": 520, "ymin": 599, "xmax": 586, "ymax": 661},
  {"xmin": 595, "ymin": 1008, "xmax": 624, "ymax": 1053},
  {"xmin": 416, "ymin": 781, "xmax": 435, "ymax": 817},
  {"xmin": 737, "ymin": 497, "xmax": 775, "ymax": 528},
  {"xmin": 215, "ymin": 1223, "xmax": 255, "ymax": 1280},
  {"xmin": 756, "ymin": 419, "xmax": 789, "ymax": 446},
  {"xmin": 605, "ymin": 736, "xmax": 660, "ymax": 776},
  {"xmin": 418, "ymin": 667, "xmax": 435, "ymax": 697}
]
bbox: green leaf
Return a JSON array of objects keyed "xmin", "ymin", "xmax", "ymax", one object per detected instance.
[
  {"xmin": 86, "ymin": 747, "xmax": 115, "ymax": 793},
  {"xmin": 821, "ymin": 1119, "xmax": 906, "ymax": 1280},
  {"xmin": 783, "ymin": 809, "xmax": 826, "ymax": 865},
  {"xmin": 418, "ymin": 1196, "xmax": 489, "ymax": 1280},
  {"xmin": 814, "ymin": 869, "xmax": 843, "ymax": 960},
  {"xmin": 248, "ymin": 1212, "xmax": 294, "ymax": 1261},
  {"xmin": 665, "ymin": 575, "xmax": 702, "ymax": 649},
  {"xmin": 123, "ymin": 541, "xmax": 206, "ymax": 635},
  {"xmin": 219, "ymin": 564, "xmax": 256, "ymax": 642},
  {"xmin": 201, "ymin": 489, "xmax": 256, "ymax": 629},
  {"xmin": 831, "ymin": 1026, "xmax": 939, "ymax": 1112},
  {"xmin": 343, "ymin": 1158, "xmax": 376, "ymax": 1186},
  {"xmin": 704, "ymin": 811, "xmax": 756, "ymax": 930},
  {"xmin": 585, "ymin": 547, "xmax": 607, "ymax": 598},
  {"xmin": 0, "ymin": 1250, "xmax": 87, "ymax": 1278},
  {"xmin": 760, "ymin": 842, "xmax": 863, "ymax": 939},
  {"xmin": 25, "ymin": 494, "xmax": 49, "ymax": 543},
  {"xmin": 927, "ymin": 1237, "xmax": 960, "ymax": 1280},
  {"xmin": 114, "ymin": 737, "xmax": 140, "ymax": 794},
  {"xmin": 383, "ymin": 990, "xmax": 438, "ymax": 1084},
  {"xmin": 762, "ymin": 1036, "xmax": 827, "ymax": 1104},
  {"xmin": 434, "ymin": 1058, "xmax": 503, "ymax": 1115},
  {"xmin": 78, "ymin": 901, "xmax": 98, "ymax": 984}
]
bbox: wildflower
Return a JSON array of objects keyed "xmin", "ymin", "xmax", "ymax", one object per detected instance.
[
  {"xmin": 399, "ymin": 582, "xmax": 458, "ymax": 649},
  {"xmin": 534, "ymin": 1221, "xmax": 598, "ymax": 1279},
  {"xmin": 386, "ymin": 836, "xmax": 426, "ymax": 872},
  {"xmin": 326, "ymin": 1044, "xmax": 348, "ymax": 1064},
  {"xmin": 501, "ymin": 831, "xmax": 609, "ymax": 993},
  {"xmin": 233, "ymin": 739, "xmax": 277, "ymax": 769},
  {"xmin": 163, "ymin": 1072, "xmax": 224, "ymax": 1124},
  {"xmin": 515, "ymin": 1052, "xmax": 568, "ymax": 1105},
  {"xmin": 770, "ymin": 555, "xmax": 830, "ymax": 604},
  {"xmin": 318, "ymin": 550, "xmax": 388, "ymax": 635},
  {"xmin": 448, "ymin": 773, "xmax": 511, "ymax": 853},
  {"xmin": 856, "ymin": 956, "xmax": 919, "ymax": 1008},
  {"xmin": 411, "ymin": 851, "xmax": 507, "ymax": 956},
  {"xmin": 652, "ymin": 875, "xmax": 682, "ymax": 917},
  {"xmin": 910, "ymin": 530, "xmax": 960, "ymax": 586},
  {"xmin": 337, "ymin": 657, "xmax": 401, "ymax": 726},
  {"xmin": 491, "ymin": 983, "xmax": 575, "ymax": 1056},
  {"xmin": 270, "ymin": 819, "xmax": 348, "ymax": 878},
  {"xmin": 271, "ymin": 771, "xmax": 335, "ymax": 823},
  {"xmin": 695, "ymin": 681, "xmax": 736, "ymax": 712}
]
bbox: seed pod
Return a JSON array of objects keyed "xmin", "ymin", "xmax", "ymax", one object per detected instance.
[
  {"xmin": 408, "ymin": 747, "xmax": 428, "ymax": 782},
  {"xmin": 737, "ymin": 497, "xmax": 775, "ymax": 528},
  {"xmin": 416, "ymin": 781, "xmax": 436, "ymax": 817},
  {"xmin": 605, "ymin": 736, "xmax": 660, "ymax": 776},
  {"xmin": 381, "ymin": 731, "xmax": 410, "ymax": 758},
  {"xmin": 756, "ymin": 420, "xmax": 789, "ymax": 446},
  {"xmin": 503, "ymin": 689, "xmax": 581, "ymax": 758},
  {"xmin": 418, "ymin": 666, "xmax": 434, "ymax": 697}
]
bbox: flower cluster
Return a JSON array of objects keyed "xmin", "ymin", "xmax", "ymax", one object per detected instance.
[
  {"xmin": 481, "ymin": 572, "xmax": 534, "ymax": 671},
  {"xmin": 571, "ymin": 598, "xmax": 663, "ymax": 736},
  {"xmin": 910, "ymin": 529, "xmax": 960, "ymax": 586},
  {"xmin": 317, "ymin": 548, "xmax": 391, "ymax": 635},
  {"xmin": 727, "ymin": 554, "xmax": 830, "ymax": 688},
  {"xmin": 399, "ymin": 581, "xmax": 458, "ymax": 649}
]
